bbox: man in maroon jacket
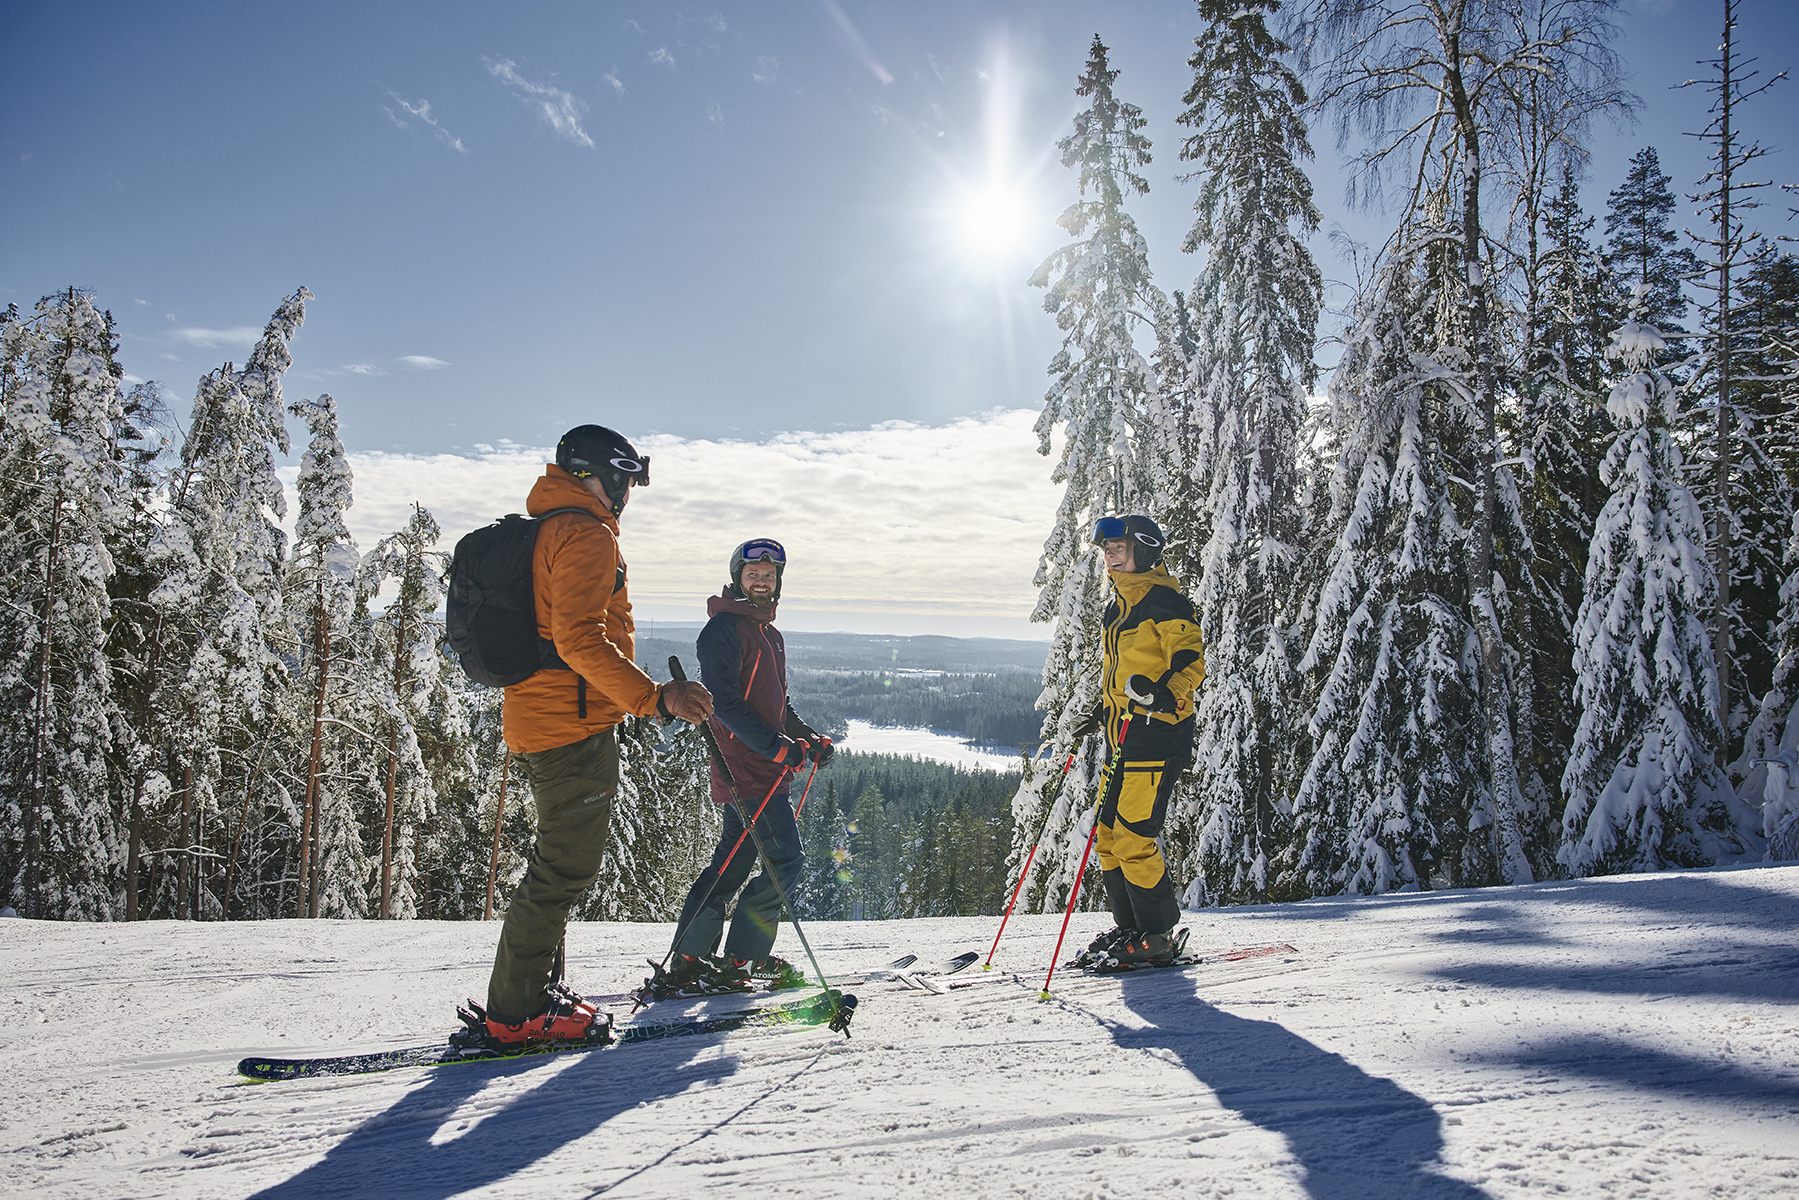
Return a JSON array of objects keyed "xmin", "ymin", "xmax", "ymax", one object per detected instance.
[{"xmin": 668, "ymin": 538, "xmax": 832, "ymax": 986}]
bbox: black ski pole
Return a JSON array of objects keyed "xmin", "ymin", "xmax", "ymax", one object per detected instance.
[
  {"xmin": 642, "ymin": 757, "xmax": 795, "ymax": 1005},
  {"xmin": 669, "ymin": 657, "xmax": 852, "ymax": 1035}
]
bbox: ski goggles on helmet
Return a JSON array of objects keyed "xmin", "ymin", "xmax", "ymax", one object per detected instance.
[
  {"xmin": 1091, "ymin": 516, "xmax": 1129, "ymax": 544},
  {"xmin": 738, "ymin": 538, "xmax": 786, "ymax": 565}
]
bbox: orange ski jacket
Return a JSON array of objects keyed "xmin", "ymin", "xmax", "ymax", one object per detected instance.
[{"xmin": 501, "ymin": 465, "xmax": 661, "ymax": 753}]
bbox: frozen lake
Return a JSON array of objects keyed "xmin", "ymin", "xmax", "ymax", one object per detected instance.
[{"xmin": 837, "ymin": 719, "xmax": 1025, "ymax": 773}]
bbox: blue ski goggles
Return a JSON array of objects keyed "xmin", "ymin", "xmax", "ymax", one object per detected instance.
[
  {"xmin": 739, "ymin": 538, "xmax": 786, "ymax": 565},
  {"xmin": 1091, "ymin": 516, "xmax": 1129, "ymax": 544}
]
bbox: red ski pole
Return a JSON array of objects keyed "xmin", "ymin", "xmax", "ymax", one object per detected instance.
[
  {"xmin": 1040, "ymin": 709, "xmax": 1134, "ymax": 1000},
  {"xmin": 793, "ymin": 760, "xmax": 821, "ymax": 817},
  {"xmin": 984, "ymin": 745, "xmax": 1078, "ymax": 970}
]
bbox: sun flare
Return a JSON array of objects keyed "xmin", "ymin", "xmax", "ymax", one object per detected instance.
[{"xmin": 955, "ymin": 184, "xmax": 1030, "ymax": 259}]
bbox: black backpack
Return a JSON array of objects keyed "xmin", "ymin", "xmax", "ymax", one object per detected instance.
[{"xmin": 445, "ymin": 507, "xmax": 598, "ymax": 687}]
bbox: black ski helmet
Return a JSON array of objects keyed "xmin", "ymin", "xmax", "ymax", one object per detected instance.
[
  {"xmin": 1091, "ymin": 514, "xmax": 1165, "ymax": 572},
  {"xmin": 556, "ymin": 424, "xmax": 649, "ymax": 515},
  {"xmin": 729, "ymin": 537, "xmax": 787, "ymax": 601}
]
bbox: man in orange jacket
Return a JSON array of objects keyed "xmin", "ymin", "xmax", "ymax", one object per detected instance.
[{"xmin": 481, "ymin": 424, "xmax": 713, "ymax": 1048}]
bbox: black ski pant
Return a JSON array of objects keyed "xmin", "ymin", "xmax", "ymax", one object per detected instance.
[
  {"xmin": 1096, "ymin": 735, "xmax": 1190, "ymax": 936},
  {"xmin": 672, "ymin": 791, "xmax": 804, "ymax": 964},
  {"xmin": 487, "ymin": 727, "xmax": 617, "ymax": 1023}
]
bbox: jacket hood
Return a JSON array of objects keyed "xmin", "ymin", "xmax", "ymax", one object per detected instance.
[
  {"xmin": 527, "ymin": 464, "xmax": 618, "ymax": 530},
  {"xmin": 708, "ymin": 588, "xmax": 778, "ymax": 623},
  {"xmin": 1108, "ymin": 561, "xmax": 1180, "ymax": 602}
]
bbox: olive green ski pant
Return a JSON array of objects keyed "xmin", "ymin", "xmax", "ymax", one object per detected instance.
[{"xmin": 487, "ymin": 727, "xmax": 618, "ymax": 1023}]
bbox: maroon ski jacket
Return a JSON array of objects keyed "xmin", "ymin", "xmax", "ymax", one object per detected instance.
[{"xmin": 695, "ymin": 591, "xmax": 817, "ymax": 804}]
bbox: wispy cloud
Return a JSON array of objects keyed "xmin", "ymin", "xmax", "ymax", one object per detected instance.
[
  {"xmin": 707, "ymin": 101, "xmax": 724, "ymax": 129},
  {"xmin": 649, "ymin": 47, "xmax": 676, "ymax": 69},
  {"xmin": 293, "ymin": 410, "xmax": 1062, "ymax": 636},
  {"xmin": 399, "ymin": 355, "xmax": 450, "ymax": 370},
  {"xmin": 705, "ymin": 13, "xmax": 727, "ymax": 34},
  {"xmin": 341, "ymin": 364, "xmax": 385, "ymax": 376},
  {"xmin": 753, "ymin": 55, "xmax": 779, "ymax": 84},
  {"xmin": 602, "ymin": 69, "xmax": 624, "ymax": 96},
  {"xmin": 169, "ymin": 326, "xmax": 262, "ymax": 350},
  {"xmin": 623, "ymin": 18, "xmax": 646, "ymax": 34},
  {"xmin": 382, "ymin": 93, "xmax": 468, "ymax": 153},
  {"xmin": 483, "ymin": 57, "xmax": 595, "ymax": 148}
]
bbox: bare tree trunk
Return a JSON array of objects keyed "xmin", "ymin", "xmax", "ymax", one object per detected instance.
[
  {"xmin": 177, "ymin": 760, "xmax": 193, "ymax": 920},
  {"xmin": 379, "ymin": 598, "xmax": 413, "ymax": 918},
  {"xmin": 1711, "ymin": 5, "xmax": 1737, "ymax": 763},
  {"xmin": 297, "ymin": 582, "xmax": 329, "ymax": 918},
  {"xmin": 485, "ymin": 753, "xmax": 511, "ymax": 921}
]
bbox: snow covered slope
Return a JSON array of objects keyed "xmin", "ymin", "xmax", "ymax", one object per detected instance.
[{"xmin": 3, "ymin": 864, "xmax": 1795, "ymax": 1199}]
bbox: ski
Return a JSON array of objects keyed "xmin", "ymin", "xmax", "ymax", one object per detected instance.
[
  {"xmin": 237, "ymin": 989, "xmax": 856, "ymax": 1083},
  {"xmin": 891, "ymin": 951, "xmax": 981, "ymax": 992},
  {"xmin": 601, "ymin": 953, "xmax": 919, "ymax": 1008},
  {"xmin": 1085, "ymin": 937, "xmax": 1298, "ymax": 977}
]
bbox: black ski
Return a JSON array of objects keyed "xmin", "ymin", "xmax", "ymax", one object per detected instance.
[{"xmin": 237, "ymin": 989, "xmax": 856, "ymax": 1083}]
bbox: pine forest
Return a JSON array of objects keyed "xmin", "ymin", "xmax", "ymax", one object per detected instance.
[{"xmin": 4, "ymin": 0, "xmax": 1798, "ymax": 927}]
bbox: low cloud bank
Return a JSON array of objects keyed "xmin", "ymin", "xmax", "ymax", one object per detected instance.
[{"xmin": 296, "ymin": 409, "xmax": 1063, "ymax": 635}]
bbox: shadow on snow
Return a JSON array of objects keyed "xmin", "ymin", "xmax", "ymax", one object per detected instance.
[
  {"xmin": 1109, "ymin": 969, "xmax": 1487, "ymax": 1200},
  {"xmin": 249, "ymin": 1037, "xmax": 741, "ymax": 1199}
]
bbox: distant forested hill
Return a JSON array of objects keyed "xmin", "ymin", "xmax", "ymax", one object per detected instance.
[{"xmin": 637, "ymin": 627, "xmax": 1048, "ymax": 750}]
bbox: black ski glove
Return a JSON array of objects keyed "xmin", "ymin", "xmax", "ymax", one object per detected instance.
[
  {"xmin": 805, "ymin": 735, "xmax": 835, "ymax": 767},
  {"xmin": 1126, "ymin": 674, "xmax": 1178, "ymax": 714},
  {"xmin": 1069, "ymin": 702, "xmax": 1104, "ymax": 741}
]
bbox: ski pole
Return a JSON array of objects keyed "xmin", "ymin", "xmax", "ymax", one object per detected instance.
[
  {"xmin": 983, "ymin": 743, "xmax": 1078, "ymax": 970},
  {"xmin": 670, "ymin": 658, "xmax": 853, "ymax": 1035},
  {"xmin": 651, "ymin": 755, "xmax": 796, "ymax": 993},
  {"xmin": 793, "ymin": 759, "xmax": 820, "ymax": 817},
  {"xmin": 1040, "ymin": 708, "xmax": 1135, "ymax": 1001}
]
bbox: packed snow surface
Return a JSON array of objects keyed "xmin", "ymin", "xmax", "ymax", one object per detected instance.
[{"xmin": 4, "ymin": 864, "xmax": 1796, "ymax": 1198}]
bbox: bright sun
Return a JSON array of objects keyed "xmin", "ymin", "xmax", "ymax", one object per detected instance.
[{"xmin": 955, "ymin": 185, "xmax": 1029, "ymax": 260}]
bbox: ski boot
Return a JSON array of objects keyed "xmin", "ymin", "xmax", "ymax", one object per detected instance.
[
  {"xmin": 1095, "ymin": 927, "xmax": 1190, "ymax": 973},
  {"xmin": 639, "ymin": 953, "xmax": 758, "ymax": 1003},
  {"xmin": 1070, "ymin": 926, "xmax": 1132, "ymax": 969},
  {"xmin": 735, "ymin": 955, "xmax": 808, "ymax": 990},
  {"xmin": 453, "ymin": 984, "xmax": 614, "ymax": 1055}
]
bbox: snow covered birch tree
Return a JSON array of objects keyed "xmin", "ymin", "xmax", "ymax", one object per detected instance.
[
  {"xmin": 1560, "ymin": 296, "xmax": 1742, "ymax": 873},
  {"xmin": 0, "ymin": 291, "xmax": 131, "ymax": 918},
  {"xmin": 1171, "ymin": 0, "xmax": 1322, "ymax": 904},
  {"xmin": 1012, "ymin": 36, "xmax": 1176, "ymax": 916}
]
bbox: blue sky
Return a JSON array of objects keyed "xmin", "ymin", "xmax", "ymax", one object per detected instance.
[{"xmin": 3, "ymin": 0, "xmax": 1794, "ymax": 637}]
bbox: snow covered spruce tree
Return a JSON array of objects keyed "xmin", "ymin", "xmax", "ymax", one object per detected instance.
[
  {"xmin": 1680, "ymin": 5, "xmax": 1790, "ymax": 767},
  {"xmin": 1299, "ymin": 0, "xmax": 1628, "ymax": 887},
  {"xmin": 357, "ymin": 502, "xmax": 449, "ymax": 919},
  {"xmin": 0, "ymin": 291, "xmax": 132, "ymax": 918},
  {"xmin": 1560, "ymin": 292, "xmax": 1751, "ymax": 874},
  {"xmin": 1508, "ymin": 164, "xmax": 1617, "ymax": 871},
  {"xmin": 128, "ymin": 288, "xmax": 307, "ymax": 920},
  {"xmin": 1011, "ymin": 36, "xmax": 1178, "ymax": 918},
  {"xmin": 1290, "ymin": 246, "xmax": 1485, "ymax": 895},
  {"xmin": 1169, "ymin": 0, "xmax": 1321, "ymax": 905},
  {"xmin": 282, "ymin": 391, "xmax": 369, "ymax": 919}
]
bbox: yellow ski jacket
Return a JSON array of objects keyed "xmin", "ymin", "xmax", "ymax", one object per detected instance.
[{"xmin": 1100, "ymin": 563, "xmax": 1207, "ymax": 755}]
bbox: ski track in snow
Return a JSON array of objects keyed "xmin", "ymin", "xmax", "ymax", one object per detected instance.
[{"xmin": 3, "ymin": 865, "xmax": 1797, "ymax": 1199}]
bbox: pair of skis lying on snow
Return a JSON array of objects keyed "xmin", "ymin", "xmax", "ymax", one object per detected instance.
[
  {"xmin": 235, "ymin": 941, "xmax": 1297, "ymax": 1083},
  {"xmin": 235, "ymin": 952, "xmax": 976, "ymax": 1082}
]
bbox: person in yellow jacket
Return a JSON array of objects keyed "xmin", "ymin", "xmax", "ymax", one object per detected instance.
[{"xmin": 1072, "ymin": 514, "xmax": 1206, "ymax": 967}]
